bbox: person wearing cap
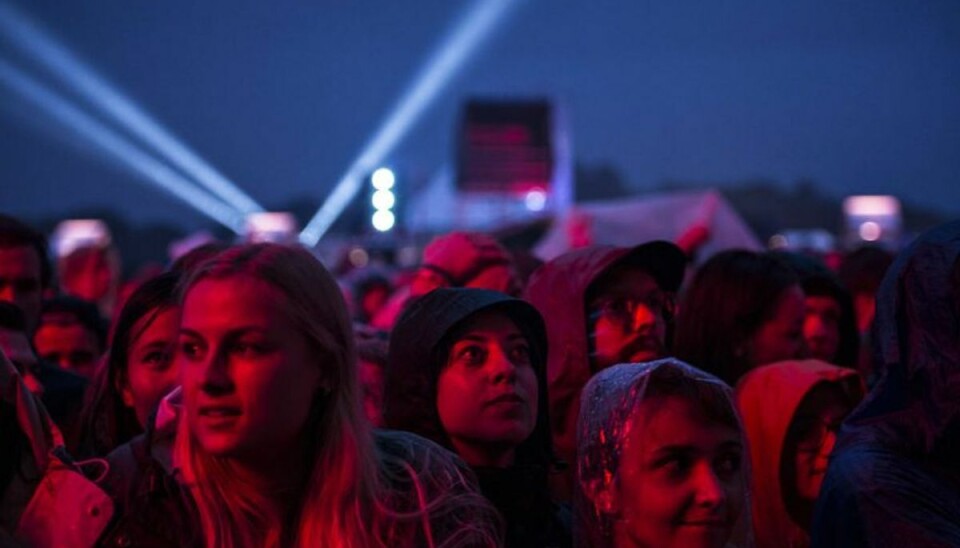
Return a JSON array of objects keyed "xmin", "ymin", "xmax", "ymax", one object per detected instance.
[
  {"xmin": 411, "ymin": 231, "xmax": 521, "ymax": 297},
  {"xmin": 523, "ymin": 241, "xmax": 686, "ymax": 499},
  {"xmin": 370, "ymin": 231, "xmax": 521, "ymax": 330}
]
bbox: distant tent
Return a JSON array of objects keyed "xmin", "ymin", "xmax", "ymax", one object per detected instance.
[{"xmin": 534, "ymin": 189, "xmax": 761, "ymax": 262}]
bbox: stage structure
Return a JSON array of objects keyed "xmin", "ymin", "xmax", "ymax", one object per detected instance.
[{"xmin": 406, "ymin": 98, "xmax": 573, "ymax": 233}]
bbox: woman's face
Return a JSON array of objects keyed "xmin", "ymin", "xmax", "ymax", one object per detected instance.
[
  {"xmin": 613, "ymin": 395, "xmax": 744, "ymax": 548},
  {"xmin": 436, "ymin": 310, "xmax": 538, "ymax": 467},
  {"xmin": 783, "ymin": 384, "xmax": 851, "ymax": 509},
  {"xmin": 749, "ymin": 284, "xmax": 806, "ymax": 367},
  {"xmin": 122, "ymin": 306, "xmax": 180, "ymax": 427},
  {"xmin": 178, "ymin": 275, "xmax": 322, "ymax": 462}
]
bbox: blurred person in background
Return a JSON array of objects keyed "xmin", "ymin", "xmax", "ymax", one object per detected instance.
[
  {"xmin": 348, "ymin": 269, "xmax": 393, "ymax": 325},
  {"xmin": 736, "ymin": 360, "xmax": 864, "ymax": 547},
  {"xmin": 76, "ymin": 271, "xmax": 181, "ymax": 458},
  {"xmin": 371, "ymin": 230, "xmax": 521, "ymax": 329},
  {"xmin": 836, "ymin": 246, "xmax": 895, "ymax": 380},
  {"xmin": 0, "ymin": 214, "xmax": 53, "ymax": 335},
  {"xmin": 524, "ymin": 241, "xmax": 686, "ymax": 498},
  {"xmin": 576, "ymin": 360, "xmax": 750, "ymax": 548},
  {"xmin": 0, "ymin": 302, "xmax": 43, "ymax": 396},
  {"xmin": 58, "ymin": 243, "xmax": 122, "ymax": 320},
  {"xmin": 33, "ymin": 295, "xmax": 107, "ymax": 379},
  {"xmin": 675, "ymin": 250, "xmax": 805, "ymax": 386},
  {"xmin": 774, "ymin": 252, "xmax": 859, "ymax": 369},
  {"xmin": 0, "ymin": 215, "xmax": 87, "ymax": 442},
  {"xmin": 812, "ymin": 222, "xmax": 960, "ymax": 547},
  {"xmin": 385, "ymin": 287, "xmax": 569, "ymax": 547}
]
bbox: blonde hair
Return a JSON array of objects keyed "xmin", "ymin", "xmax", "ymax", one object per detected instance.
[
  {"xmin": 173, "ymin": 244, "xmax": 501, "ymax": 548},
  {"xmin": 173, "ymin": 244, "xmax": 380, "ymax": 547}
]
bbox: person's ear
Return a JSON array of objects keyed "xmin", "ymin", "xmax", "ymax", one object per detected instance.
[
  {"xmin": 114, "ymin": 365, "xmax": 135, "ymax": 408},
  {"xmin": 582, "ymin": 478, "xmax": 620, "ymax": 514},
  {"xmin": 120, "ymin": 384, "xmax": 134, "ymax": 407}
]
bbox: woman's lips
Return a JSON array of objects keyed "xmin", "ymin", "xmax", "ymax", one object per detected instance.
[{"xmin": 484, "ymin": 393, "xmax": 525, "ymax": 407}]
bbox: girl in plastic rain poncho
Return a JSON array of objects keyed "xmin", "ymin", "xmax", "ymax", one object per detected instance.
[{"xmin": 576, "ymin": 359, "xmax": 752, "ymax": 548}]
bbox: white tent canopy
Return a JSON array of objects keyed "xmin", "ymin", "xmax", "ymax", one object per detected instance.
[{"xmin": 534, "ymin": 189, "xmax": 761, "ymax": 262}]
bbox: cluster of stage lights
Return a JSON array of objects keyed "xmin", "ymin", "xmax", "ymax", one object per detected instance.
[
  {"xmin": 370, "ymin": 167, "xmax": 397, "ymax": 232},
  {"xmin": 298, "ymin": 0, "xmax": 521, "ymax": 246},
  {"xmin": 0, "ymin": 0, "xmax": 522, "ymax": 241}
]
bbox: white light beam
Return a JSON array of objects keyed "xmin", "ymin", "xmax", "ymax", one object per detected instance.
[
  {"xmin": 299, "ymin": 0, "xmax": 522, "ymax": 246},
  {"xmin": 0, "ymin": 59, "xmax": 245, "ymax": 232},
  {"xmin": 0, "ymin": 2, "xmax": 264, "ymax": 215}
]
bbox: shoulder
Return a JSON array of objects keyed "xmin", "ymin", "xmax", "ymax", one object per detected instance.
[
  {"xmin": 373, "ymin": 430, "xmax": 504, "ymax": 547},
  {"xmin": 814, "ymin": 443, "xmax": 960, "ymax": 547},
  {"xmin": 374, "ymin": 429, "xmax": 478, "ymax": 496},
  {"xmin": 97, "ymin": 436, "xmax": 199, "ymax": 547}
]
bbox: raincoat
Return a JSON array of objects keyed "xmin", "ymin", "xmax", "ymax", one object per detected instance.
[
  {"xmin": 523, "ymin": 244, "xmax": 684, "ymax": 477},
  {"xmin": 735, "ymin": 360, "xmax": 864, "ymax": 548},
  {"xmin": 812, "ymin": 221, "xmax": 960, "ymax": 547},
  {"xmin": 576, "ymin": 359, "xmax": 753, "ymax": 548},
  {"xmin": 383, "ymin": 288, "xmax": 569, "ymax": 548}
]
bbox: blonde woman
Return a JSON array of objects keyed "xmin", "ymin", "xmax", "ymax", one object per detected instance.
[{"xmin": 98, "ymin": 243, "xmax": 500, "ymax": 547}]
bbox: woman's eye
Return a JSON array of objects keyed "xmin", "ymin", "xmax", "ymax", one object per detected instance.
[
  {"xmin": 179, "ymin": 341, "xmax": 202, "ymax": 359},
  {"xmin": 142, "ymin": 350, "xmax": 169, "ymax": 366},
  {"xmin": 232, "ymin": 342, "xmax": 258, "ymax": 356},
  {"xmin": 657, "ymin": 455, "xmax": 692, "ymax": 478},
  {"xmin": 510, "ymin": 344, "xmax": 531, "ymax": 362},
  {"xmin": 715, "ymin": 453, "xmax": 742, "ymax": 478},
  {"xmin": 459, "ymin": 345, "xmax": 485, "ymax": 365}
]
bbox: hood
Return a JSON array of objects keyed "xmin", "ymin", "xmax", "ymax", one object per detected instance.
[
  {"xmin": 842, "ymin": 220, "xmax": 960, "ymax": 456},
  {"xmin": 575, "ymin": 359, "xmax": 752, "ymax": 548},
  {"xmin": 382, "ymin": 288, "xmax": 552, "ymax": 469},
  {"xmin": 523, "ymin": 242, "xmax": 684, "ymax": 464},
  {"xmin": 735, "ymin": 360, "xmax": 864, "ymax": 547}
]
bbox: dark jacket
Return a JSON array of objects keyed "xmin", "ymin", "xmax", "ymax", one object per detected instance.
[
  {"xmin": 811, "ymin": 221, "xmax": 960, "ymax": 547},
  {"xmin": 383, "ymin": 288, "xmax": 570, "ymax": 548}
]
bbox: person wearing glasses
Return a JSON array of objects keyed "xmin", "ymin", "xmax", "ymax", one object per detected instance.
[
  {"xmin": 524, "ymin": 241, "xmax": 687, "ymax": 500},
  {"xmin": 735, "ymin": 360, "xmax": 863, "ymax": 548}
]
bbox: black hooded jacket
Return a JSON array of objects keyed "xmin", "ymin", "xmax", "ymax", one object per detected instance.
[
  {"xmin": 383, "ymin": 288, "xmax": 570, "ymax": 548},
  {"xmin": 812, "ymin": 221, "xmax": 960, "ymax": 547}
]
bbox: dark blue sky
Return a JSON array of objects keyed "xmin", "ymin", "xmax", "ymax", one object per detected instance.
[{"xmin": 2, "ymin": 0, "xmax": 958, "ymax": 232}]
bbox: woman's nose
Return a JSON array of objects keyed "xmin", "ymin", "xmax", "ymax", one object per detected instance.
[
  {"xmin": 199, "ymin": 349, "xmax": 234, "ymax": 395},
  {"xmin": 693, "ymin": 463, "xmax": 728, "ymax": 509},
  {"xmin": 488, "ymin": 347, "xmax": 518, "ymax": 383}
]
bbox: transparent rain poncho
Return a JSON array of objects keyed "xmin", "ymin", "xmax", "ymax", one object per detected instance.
[{"xmin": 575, "ymin": 359, "xmax": 753, "ymax": 548}]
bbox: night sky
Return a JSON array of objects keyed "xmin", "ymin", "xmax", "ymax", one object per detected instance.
[{"xmin": 2, "ymin": 0, "xmax": 958, "ymax": 232}]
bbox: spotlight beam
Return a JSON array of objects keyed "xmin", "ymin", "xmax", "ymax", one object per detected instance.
[
  {"xmin": 0, "ymin": 59, "xmax": 245, "ymax": 232},
  {"xmin": 0, "ymin": 2, "xmax": 264, "ymax": 215},
  {"xmin": 299, "ymin": 0, "xmax": 522, "ymax": 246}
]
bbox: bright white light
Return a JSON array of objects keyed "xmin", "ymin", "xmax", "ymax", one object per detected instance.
[
  {"xmin": 843, "ymin": 195, "xmax": 900, "ymax": 217},
  {"xmin": 859, "ymin": 221, "xmax": 882, "ymax": 242},
  {"xmin": 0, "ymin": 4, "xmax": 264, "ymax": 215},
  {"xmin": 52, "ymin": 219, "xmax": 111, "ymax": 257},
  {"xmin": 371, "ymin": 210, "xmax": 396, "ymax": 232},
  {"xmin": 299, "ymin": 0, "xmax": 523, "ymax": 246},
  {"xmin": 371, "ymin": 168, "xmax": 396, "ymax": 191},
  {"xmin": 524, "ymin": 188, "xmax": 547, "ymax": 211},
  {"xmin": 371, "ymin": 189, "xmax": 396, "ymax": 211},
  {"xmin": 245, "ymin": 212, "xmax": 298, "ymax": 243},
  {"xmin": 0, "ymin": 60, "xmax": 244, "ymax": 232}
]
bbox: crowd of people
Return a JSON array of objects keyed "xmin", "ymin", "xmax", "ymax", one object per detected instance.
[{"xmin": 0, "ymin": 210, "xmax": 957, "ymax": 547}]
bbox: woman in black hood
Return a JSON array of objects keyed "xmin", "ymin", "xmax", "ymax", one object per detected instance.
[{"xmin": 384, "ymin": 287, "xmax": 570, "ymax": 548}]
